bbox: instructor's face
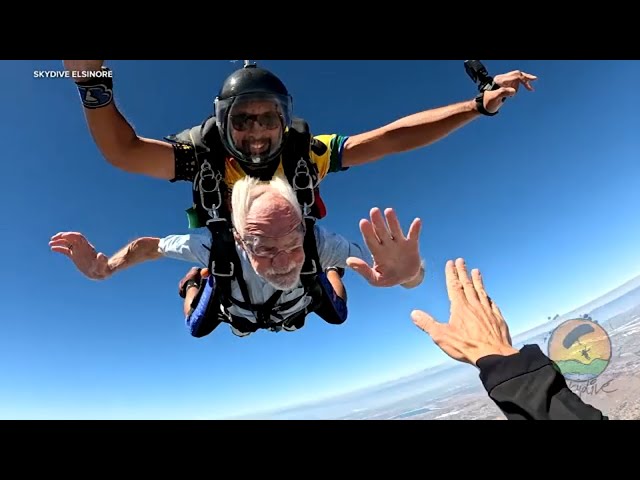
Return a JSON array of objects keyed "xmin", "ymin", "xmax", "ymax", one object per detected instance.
[{"xmin": 229, "ymin": 100, "xmax": 283, "ymax": 158}]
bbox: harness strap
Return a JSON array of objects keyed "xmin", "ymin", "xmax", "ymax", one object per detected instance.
[
  {"xmin": 211, "ymin": 234, "xmax": 297, "ymax": 331},
  {"xmin": 186, "ymin": 122, "xmax": 239, "ymax": 319},
  {"xmin": 255, "ymin": 290, "xmax": 284, "ymax": 328},
  {"xmin": 228, "ymin": 291, "xmax": 305, "ymax": 315},
  {"xmin": 224, "ymin": 290, "xmax": 285, "ymax": 330},
  {"xmin": 281, "ymin": 119, "xmax": 319, "ymax": 216},
  {"xmin": 281, "ymin": 118, "xmax": 322, "ymax": 282},
  {"xmin": 300, "ymin": 217, "xmax": 320, "ymax": 280}
]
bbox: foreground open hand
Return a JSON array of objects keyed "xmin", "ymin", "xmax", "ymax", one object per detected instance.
[
  {"xmin": 347, "ymin": 207, "xmax": 422, "ymax": 287},
  {"xmin": 49, "ymin": 231, "xmax": 110, "ymax": 280},
  {"xmin": 411, "ymin": 258, "xmax": 517, "ymax": 366}
]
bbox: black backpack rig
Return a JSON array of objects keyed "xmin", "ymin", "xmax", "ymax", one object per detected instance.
[{"xmin": 164, "ymin": 115, "xmax": 348, "ymax": 337}]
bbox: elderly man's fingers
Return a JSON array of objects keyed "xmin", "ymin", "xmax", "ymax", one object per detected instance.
[
  {"xmin": 406, "ymin": 218, "xmax": 422, "ymax": 244},
  {"xmin": 370, "ymin": 207, "xmax": 393, "ymax": 243},
  {"xmin": 384, "ymin": 208, "xmax": 404, "ymax": 241},
  {"xmin": 347, "ymin": 257, "xmax": 377, "ymax": 285},
  {"xmin": 50, "ymin": 245, "xmax": 72, "ymax": 257},
  {"xmin": 50, "ymin": 232, "xmax": 88, "ymax": 246},
  {"xmin": 359, "ymin": 218, "xmax": 384, "ymax": 256}
]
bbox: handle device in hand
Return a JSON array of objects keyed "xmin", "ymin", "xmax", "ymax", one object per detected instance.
[{"xmin": 464, "ymin": 60, "xmax": 504, "ymax": 116}]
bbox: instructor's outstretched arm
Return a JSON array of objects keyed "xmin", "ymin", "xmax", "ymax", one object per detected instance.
[
  {"xmin": 341, "ymin": 68, "xmax": 537, "ymax": 168},
  {"xmin": 63, "ymin": 60, "xmax": 176, "ymax": 180}
]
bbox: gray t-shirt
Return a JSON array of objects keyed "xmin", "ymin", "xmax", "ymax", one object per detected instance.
[{"xmin": 158, "ymin": 225, "xmax": 367, "ymax": 335}]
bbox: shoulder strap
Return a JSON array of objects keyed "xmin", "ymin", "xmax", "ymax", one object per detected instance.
[
  {"xmin": 279, "ymin": 119, "xmax": 349, "ymax": 327},
  {"xmin": 175, "ymin": 116, "xmax": 240, "ymax": 301},
  {"xmin": 165, "ymin": 115, "xmax": 229, "ymax": 229},
  {"xmin": 281, "ymin": 118, "xmax": 322, "ymax": 284},
  {"xmin": 281, "ymin": 118, "xmax": 319, "ymax": 217}
]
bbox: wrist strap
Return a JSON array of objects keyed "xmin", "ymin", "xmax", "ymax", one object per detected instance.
[
  {"xmin": 475, "ymin": 78, "xmax": 506, "ymax": 117},
  {"xmin": 76, "ymin": 67, "xmax": 114, "ymax": 109},
  {"xmin": 475, "ymin": 92, "xmax": 498, "ymax": 116},
  {"xmin": 180, "ymin": 279, "xmax": 201, "ymax": 299}
]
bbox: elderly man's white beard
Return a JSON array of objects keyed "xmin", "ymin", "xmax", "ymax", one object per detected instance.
[{"xmin": 262, "ymin": 262, "xmax": 304, "ymax": 290}]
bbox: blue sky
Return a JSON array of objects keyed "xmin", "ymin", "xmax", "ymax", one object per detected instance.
[{"xmin": 1, "ymin": 60, "xmax": 638, "ymax": 419}]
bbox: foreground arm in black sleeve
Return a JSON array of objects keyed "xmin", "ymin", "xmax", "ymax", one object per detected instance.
[
  {"xmin": 411, "ymin": 258, "xmax": 608, "ymax": 421},
  {"xmin": 477, "ymin": 344, "xmax": 608, "ymax": 420}
]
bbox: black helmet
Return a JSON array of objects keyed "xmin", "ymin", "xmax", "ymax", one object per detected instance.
[{"xmin": 214, "ymin": 62, "xmax": 293, "ymax": 172}]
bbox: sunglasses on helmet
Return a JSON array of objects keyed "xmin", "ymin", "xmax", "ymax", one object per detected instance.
[{"xmin": 229, "ymin": 112, "xmax": 281, "ymax": 131}]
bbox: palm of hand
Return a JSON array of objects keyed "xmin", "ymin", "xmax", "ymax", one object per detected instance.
[
  {"xmin": 369, "ymin": 238, "xmax": 421, "ymax": 287},
  {"xmin": 347, "ymin": 207, "xmax": 422, "ymax": 287}
]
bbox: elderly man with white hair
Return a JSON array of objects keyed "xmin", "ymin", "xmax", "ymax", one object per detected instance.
[{"xmin": 50, "ymin": 174, "xmax": 425, "ymax": 338}]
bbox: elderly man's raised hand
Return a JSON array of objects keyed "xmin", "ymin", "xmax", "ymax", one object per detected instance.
[
  {"xmin": 347, "ymin": 208, "xmax": 423, "ymax": 288},
  {"xmin": 49, "ymin": 231, "xmax": 110, "ymax": 280}
]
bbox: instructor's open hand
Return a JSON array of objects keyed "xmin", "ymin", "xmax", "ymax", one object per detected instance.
[{"xmin": 483, "ymin": 69, "xmax": 537, "ymax": 113}]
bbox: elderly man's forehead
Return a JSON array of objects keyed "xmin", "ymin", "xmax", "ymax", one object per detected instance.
[
  {"xmin": 244, "ymin": 188, "xmax": 301, "ymax": 234},
  {"xmin": 249, "ymin": 188, "xmax": 296, "ymax": 215},
  {"xmin": 231, "ymin": 98, "xmax": 280, "ymax": 114}
]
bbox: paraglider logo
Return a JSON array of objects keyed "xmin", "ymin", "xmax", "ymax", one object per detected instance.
[{"xmin": 547, "ymin": 318, "xmax": 611, "ymax": 382}]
